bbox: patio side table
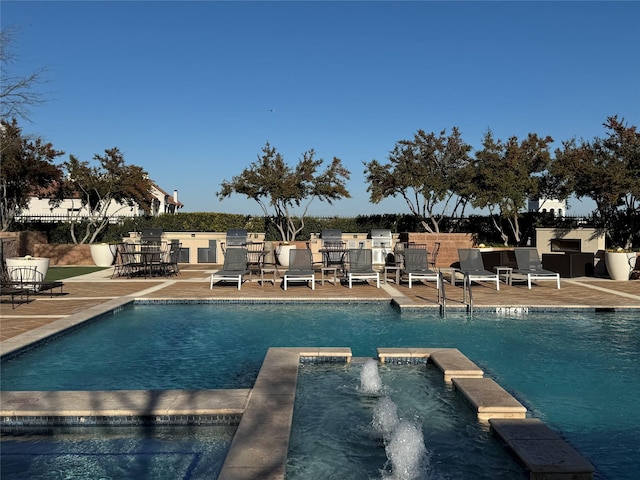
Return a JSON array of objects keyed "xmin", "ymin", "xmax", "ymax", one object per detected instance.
[
  {"xmin": 321, "ymin": 266, "xmax": 339, "ymax": 286},
  {"xmin": 494, "ymin": 266, "xmax": 513, "ymax": 286},
  {"xmin": 383, "ymin": 266, "xmax": 401, "ymax": 285}
]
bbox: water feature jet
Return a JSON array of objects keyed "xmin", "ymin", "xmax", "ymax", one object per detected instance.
[
  {"xmin": 360, "ymin": 358, "xmax": 383, "ymax": 394},
  {"xmin": 372, "ymin": 396, "xmax": 399, "ymax": 437},
  {"xmin": 384, "ymin": 419, "xmax": 429, "ymax": 480}
]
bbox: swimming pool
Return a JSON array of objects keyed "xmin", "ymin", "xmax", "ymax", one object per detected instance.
[{"xmin": 2, "ymin": 302, "xmax": 639, "ymax": 479}]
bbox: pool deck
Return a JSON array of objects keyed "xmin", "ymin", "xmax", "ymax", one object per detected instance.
[
  {"xmin": 1, "ymin": 264, "xmax": 639, "ymax": 343},
  {"xmin": 1, "ymin": 265, "xmax": 637, "ymax": 480}
]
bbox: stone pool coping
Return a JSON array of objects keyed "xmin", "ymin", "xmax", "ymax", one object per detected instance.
[
  {"xmin": 0, "ymin": 389, "xmax": 250, "ymax": 421},
  {"xmin": 1, "ymin": 346, "xmax": 594, "ymax": 480}
]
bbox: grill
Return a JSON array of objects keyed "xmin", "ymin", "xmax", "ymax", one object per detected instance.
[
  {"xmin": 141, "ymin": 228, "xmax": 163, "ymax": 248},
  {"xmin": 320, "ymin": 229, "xmax": 343, "ymax": 246},
  {"xmin": 370, "ymin": 229, "xmax": 392, "ymax": 264},
  {"xmin": 226, "ymin": 229, "xmax": 248, "ymax": 247}
]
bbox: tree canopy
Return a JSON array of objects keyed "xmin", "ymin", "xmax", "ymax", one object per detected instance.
[
  {"xmin": 1, "ymin": 28, "xmax": 47, "ymax": 122},
  {"xmin": 59, "ymin": 147, "xmax": 154, "ymax": 244},
  {"xmin": 550, "ymin": 116, "xmax": 640, "ymax": 248},
  {"xmin": 217, "ymin": 142, "xmax": 350, "ymax": 242},
  {"xmin": 364, "ymin": 127, "xmax": 472, "ymax": 233},
  {"xmin": 0, "ymin": 118, "xmax": 64, "ymax": 231},
  {"xmin": 464, "ymin": 131, "xmax": 553, "ymax": 245}
]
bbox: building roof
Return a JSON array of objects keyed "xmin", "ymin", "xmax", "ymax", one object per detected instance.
[{"xmin": 151, "ymin": 183, "xmax": 184, "ymax": 208}]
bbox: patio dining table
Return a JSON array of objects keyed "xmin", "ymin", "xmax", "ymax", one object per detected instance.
[{"xmin": 122, "ymin": 247, "xmax": 167, "ymax": 278}]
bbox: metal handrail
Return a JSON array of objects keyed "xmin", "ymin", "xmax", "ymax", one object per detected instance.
[
  {"xmin": 465, "ymin": 275, "xmax": 474, "ymax": 315},
  {"xmin": 438, "ymin": 271, "xmax": 447, "ymax": 316}
]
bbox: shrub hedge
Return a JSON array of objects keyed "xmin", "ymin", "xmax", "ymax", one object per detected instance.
[{"xmin": 12, "ymin": 211, "xmax": 606, "ymax": 247}]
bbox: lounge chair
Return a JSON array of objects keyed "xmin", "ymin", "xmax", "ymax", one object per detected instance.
[
  {"xmin": 5, "ymin": 266, "xmax": 64, "ymax": 296},
  {"xmin": 401, "ymin": 248, "xmax": 440, "ymax": 289},
  {"xmin": 0, "ymin": 285, "xmax": 31, "ymax": 308},
  {"xmin": 514, "ymin": 247, "xmax": 560, "ymax": 289},
  {"xmin": 458, "ymin": 249, "xmax": 500, "ymax": 291},
  {"xmin": 210, "ymin": 247, "xmax": 249, "ymax": 290},
  {"xmin": 283, "ymin": 248, "xmax": 315, "ymax": 290},
  {"xmin": 345, "ymin": 248, "xmax": 380, "ymax": 288},
  {"xmin": 0, "ymin": 265, "xmax": 32, "ymax": 308}
]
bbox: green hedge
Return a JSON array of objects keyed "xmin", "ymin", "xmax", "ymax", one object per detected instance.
[{"xmin": 13, "ymin": 211, "xmax": 619, "ymax": 247}]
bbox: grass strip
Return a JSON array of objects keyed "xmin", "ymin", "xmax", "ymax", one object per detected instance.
[{"xmin": 45, "ymin": 266, "xmax": 109, "ymax": 281}]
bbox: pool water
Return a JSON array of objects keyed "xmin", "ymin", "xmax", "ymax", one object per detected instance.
[
  {"xmin": 1, "ymin": 303, "xmax": 639, "ymax": 479},
  {"xmin": 287, "ymin": 363, "xmax": 526, "ymax": 479},
  {"xmin": 0, "ymin": 425, "xmax": 234, "ymax": 480}
]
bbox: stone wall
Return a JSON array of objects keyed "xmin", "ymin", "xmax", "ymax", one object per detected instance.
[
  {"xmin": 34, "ymin": 244, "xmax": 94, "ymax": 265},
  {"xmin": 402, "ymin": 232, "xmax": 475, "ymax": 268},
  {"xmin": 0, "ymin": 231, "xmax": 47, "ymax": 257}
]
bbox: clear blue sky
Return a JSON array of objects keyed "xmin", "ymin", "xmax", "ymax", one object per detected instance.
[{"xmin": 3, "ymin": 1, "xmax": 639, "ymax": 216}]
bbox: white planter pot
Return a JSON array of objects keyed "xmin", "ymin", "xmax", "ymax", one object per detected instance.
[
  {"xmin": 6, "ymin": 257, "xmax": 50, "ymax": 291},
  {"xmin": 90, "ymin": 243, "xmax": 117, "ymax": 267},
  {"xmin": 605, "ymin": 252, "xmax": 634, "ymax": 281},
  {"xmin": 276, "ymin": 245, "xmax": 296, "ymax": 267}
]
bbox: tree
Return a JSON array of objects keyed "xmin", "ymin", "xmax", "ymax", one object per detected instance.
[
  {"xmin": 58, "ymin": 148, "xmax": 154, "ymax": 244},
  {"xmin": 217, "ymin": 142, "xmax": 351, "ymax": 242},
  {"xmin": 1, "ymin": 28, "xmax": 47, "ymax": 122},
  {"xmin": 0, "ymin": 118, "xmax": 64, "ymax": 231},
  {"xmin": 363, "ymin": 128, "xmax": 472, "ymax": 233},
  {"xmin": 550, "ymin": 116, "xmax": 640, "ymax": 248},
  {"xmin": 466, "ymin": 131, "xmax": 553, "ymax": 245}
]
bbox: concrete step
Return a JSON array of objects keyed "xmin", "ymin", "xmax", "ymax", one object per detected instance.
[
  {"xmin": 452, "ymin": 377, "xmax": 527, "ymax": 420},
  {"xmin": 490, "ymin": 418, "xmax": 594, "ymax": 480}
]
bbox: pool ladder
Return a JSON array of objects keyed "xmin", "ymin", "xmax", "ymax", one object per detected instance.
[
  {"xmin": 437, "ymin": 271, "xmax": 447, "ymax": 315},
  {"xmin": 463, "ymin": 275, "xmax": 474, "ymax": 314}
]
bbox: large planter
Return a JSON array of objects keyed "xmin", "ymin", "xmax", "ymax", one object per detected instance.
[
  {"xmin": 90, "ymin": 243, "xmax": 117, "ymax": 267},
  {"xmin": 6, "ymin": 257, "xmax": 50, "ymax": 291},
  {"xmin": 276, "ymin": 244, "xmax": 296, "ymax": 267},
  {"xmin": 605, "ymin": 252, "xmax": 635, "ymax": 281}
]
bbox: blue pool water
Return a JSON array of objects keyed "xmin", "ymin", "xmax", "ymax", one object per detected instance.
[
  {"xmin": 2, "ymin": 303, "xmax": 639, "ymax": 479},
  {"xmin": 1, "ymin": 425, "xmax": 233, "ymax": 480},
  {"xmin": 288, "ymin": 363, "xmax": 526, "ymax": 479}
]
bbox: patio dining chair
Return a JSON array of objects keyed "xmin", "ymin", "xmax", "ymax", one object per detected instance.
[
  {"xmin": 514, "ymin": 247, "xmax": 560, "ymax": 289},
  {"xmin": 322, "ymin": 241, "xmax": 347, "ymax": 272},
  {"xmin": 429, "ymin": 242, "xmax": 441, "ymax": 269},
  {"xmin": 161, "ymin": 241, "xmax": 181, "ymax": 276},
  {"xmin": 245, "ymin": 242, "xmax": 265, "ymax": 281},
  {"xmin": 259, "ymin": 241, "xmax": 279, "ymax": 286}
]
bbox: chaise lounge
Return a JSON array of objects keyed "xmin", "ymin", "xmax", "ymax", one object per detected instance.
[
  {"xmin": 514, "ymin": 247, "xmax": 561, "ymax": 289},
  {"xmin": 210, "ymin": 247, "xmax": 249, "ymax": 290},
  {"xmin": 401, "ymin": 248, "xmax": 440, "ymax": 289},
  {"xmin": 458, "ymin": 248, "xmax": 500, "ymax": 291},
  {"xmin": 345, "ymin": 248, "xmax": 380, "ymax": 288},
  {"xmin": 283, "ymin": 248, "xmax": 315, "ymax": 290}
]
